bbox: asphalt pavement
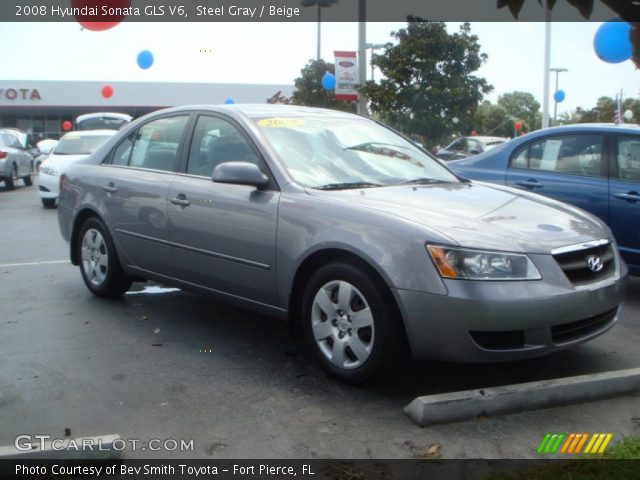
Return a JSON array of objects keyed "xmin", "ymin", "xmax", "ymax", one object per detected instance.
[{"xmin": 1, "ymin": 179, "xmax": 639, "ymax": 459}]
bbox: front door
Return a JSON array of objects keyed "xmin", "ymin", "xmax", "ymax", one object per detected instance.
[{"xmin": 167, "ymin": 114, "xmax": 280, "ymax": 306}]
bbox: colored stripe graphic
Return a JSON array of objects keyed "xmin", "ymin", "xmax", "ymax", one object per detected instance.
[{"xmin": 540, "ymin": 433, "xmax": 613, "ymax": 455}]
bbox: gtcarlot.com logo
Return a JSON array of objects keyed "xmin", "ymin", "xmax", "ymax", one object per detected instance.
[{"xmin": 537, "ymin": 432, "xmax": 613, "ymax": 455}]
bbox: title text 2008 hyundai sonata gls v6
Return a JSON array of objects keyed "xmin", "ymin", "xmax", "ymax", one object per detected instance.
[{"xmin": 57, "ymin": 105, "xmax": 628, "ymax": 383}]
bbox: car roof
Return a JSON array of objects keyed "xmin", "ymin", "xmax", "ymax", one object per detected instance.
[
  {"xmin": 146, "ymin": 104, "xmax": 360, "ymax": 120},
  {"xmin": 531, "ymin": 123, "xmax": 640, "ymax": 134},
  {"xmin": 76, "ymin": 112, "xmax": 133, "ymax": 122},
  {"xmin": 60, "ymin": 129, "xmax": 118, "ymax": 138},
  {"xmin": 469, "ymin": 136, "xmax": 508, "ymax": 142}
]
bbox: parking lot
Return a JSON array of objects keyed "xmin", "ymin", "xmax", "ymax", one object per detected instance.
[{"xmin": 1, "ymin": 179, "xmax": 639, "ymax": 459}]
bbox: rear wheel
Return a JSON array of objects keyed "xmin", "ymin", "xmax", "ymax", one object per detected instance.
[
  {"xmin": 78, "ymin": 217, "xmax": 132, "ymax": 297},
  {"xmin": 41, "ymin": 198, "xmax": 56, "ymax": 208},
  {"xmin": 302, "ymin": 260, "xmax": 405, "ymax": 384},
  {"xmin": 5, "ymin": 164, "xmax": 17, "ymax": 190},
  {"xmin": 23, "ymin": 173, "xmax": 32, "ymax": 186}
]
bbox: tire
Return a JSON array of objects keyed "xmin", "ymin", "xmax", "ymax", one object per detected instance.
[
  {"xmin": 23, "ymin": 174, "xmax": 32, "ymax": 186},
  {"xmin": 5, "ymin": 164, "xmax": 17, "ymax": 190},
  {"xmin": 301, "ymin": 260, "xmax": 405, "ymax": 384},
  {"xmin": 41, "ymin": 198, "xmax": 56, "ymax": 208},
  {"xmin": 77, "ymin": 217, "xmax": 132, "ymax": 297}
]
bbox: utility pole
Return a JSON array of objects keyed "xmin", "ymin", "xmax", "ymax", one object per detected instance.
[{"xmin": 357, "ymin": 0, "xmax": 368, "ymax": 116}]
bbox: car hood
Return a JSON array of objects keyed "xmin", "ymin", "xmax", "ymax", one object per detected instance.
[
  {"xmin": 309, "ymin": 182, "xmax": 609, "ymax": 254},
  {"xmin": 45, "ymin": 153, "xmax": 89, "ymax": 173}
]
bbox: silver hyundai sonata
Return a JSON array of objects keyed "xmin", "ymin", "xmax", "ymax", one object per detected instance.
[{"xmin": 57, "ymin": 105, "xmax": 628, "ymax": 383}]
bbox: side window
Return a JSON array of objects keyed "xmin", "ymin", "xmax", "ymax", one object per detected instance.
[
  {"xmin": 510, "ymin": 145, "xmax": 529, "ymax": 169},
  {"xmin": 129, "ymin": 115, "xmax": 188, "ymax": 172},
  {"xmin": 616, "ymin": 136, "xmax": 640, "ymax": 183},
  {"xmin": 186, "ymin": 115, "xmax": 259, "ymax": 177},
  {"xmin": 449, "ymin": 139, "xmax": 466, "ymax": 152},
  {"xmin": 467, "ymin": 139, "xmax": 481, "ymax": 153},
  {"xmin": 522, "ymin": 135, "xmax": 604, "ymax": 177},
  {"xmin": 111, "ymin": 135, "xmax": 134, "ymax": 166}
]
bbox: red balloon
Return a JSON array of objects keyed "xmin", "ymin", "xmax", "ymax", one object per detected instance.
[
  {"xmin": 514, "ymin": 121, "xmax": 523, "ymax": 130},
  {"xmin": 62, "ymin": 121, "xmax": 73, "ymax": 131},
  {"xmin": 73, "ymin": 0, "xmax": 131, "ymax": 31},
  {"xmin": 471, "ymin": 130, "xmax": 477, "ymax": 136},
  {"xmin": 101, "ymin": 85, "xmax": 114, "ymax": 99}
]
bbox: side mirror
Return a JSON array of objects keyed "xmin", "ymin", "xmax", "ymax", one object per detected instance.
[
  {"xmin": 469, "ymin": 149, "xmax": 481, "ymax": 155},
  {"xmin": 212, "ymin": 161, "xmax": 269, "ymax": 187}
]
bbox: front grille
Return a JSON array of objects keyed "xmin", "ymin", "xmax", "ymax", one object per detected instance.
[
  {"xmin": 39, "ymin": 185, "xmax": 50, "ymax": 192},
  {"xmin": 553, "ymin": 242, "xmax": 614, "ymax": 284},
  {"xmin": 551, "ymin": 308, "xmax": 618, "ymax": 344},
  {"xmin": 470, "ymin": 330, "xmax": 525, "ymax": 350}
]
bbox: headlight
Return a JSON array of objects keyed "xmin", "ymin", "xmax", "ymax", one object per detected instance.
[
  {"xmin": 40, "ymin": 164, "xmax": 57, "ymax": 176},
  {"xmin": 427, "ymin": 245, "xmax": 541, "ymax": 281}
]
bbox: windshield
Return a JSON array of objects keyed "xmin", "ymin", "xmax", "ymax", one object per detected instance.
[
  {"xmin": 76, "ymin": 117, "xmax": 129, "ymax": 131},
  {"xmin": 253, "ymin": 116, "xmax": 459, "ymax": 189},
  {"xmin": 54, "ymin": 134, "xmax": 112, "ymax": 155}
]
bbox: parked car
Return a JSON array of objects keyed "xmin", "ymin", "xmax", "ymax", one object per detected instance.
[
  {"xmin": 0, "ymin": 132, "xmax": 33, "ymax": 190},
  {"xmin": 39, "ymin": 130, "xmax": 116, "ymax": 207},
  {"xmin": 448, "ymin": 124, "xmax": 640, "ymax": 275},
  {"xmin": 75, "ymin": 112, "xmax": 132, "ymax": 131},
  {"xmin": 57, "ymin": 106, "xmax": 627, "ymax": 383},
  {"xmin": 436, "ymin": 135, "xmax": 509, "ymax": 161}
]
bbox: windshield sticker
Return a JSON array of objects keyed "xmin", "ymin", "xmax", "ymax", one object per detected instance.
[{"xmin": 257, "ymin": 118, "xmax": 305, "ymax": 128}]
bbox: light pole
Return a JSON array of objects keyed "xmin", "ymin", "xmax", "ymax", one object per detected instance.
[
  {"xmin": 357, "ymin": 0, "xmax": 367, "ymax": 116},
  {"xmin": 541, "ymin": 5, "xmax": 551, "ymax": 129},
  {"xmin": 300, "ymin": 0, "xmax": 338, "ymax": 61},
  {"xmin": 365, "ymin": 43, "xmax": 385, "ymax": 81},
  {"xmin": 551, "ymin": 67, "xmax": 568, "ymax": 125}
]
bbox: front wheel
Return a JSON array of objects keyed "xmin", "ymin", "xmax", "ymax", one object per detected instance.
[
  {"xmin": 302, "ymin": 261, "xmax": 405, "ymax": 384},
  {"xmin": 41, "ymin": 198, "xmax": 56, "ymax": 208},
  {"xmin": 78, "ymin": 217, "xmax": 132, "ymax": 297}
]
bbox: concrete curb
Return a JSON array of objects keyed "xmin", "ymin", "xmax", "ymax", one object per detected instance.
[
  {"xmin": 404, "ymin": 368, "xmax": 640, "ymax": 427},
  {"xmin": 0, "ymin": 434, "xmax": 122, "ymax": 460}
]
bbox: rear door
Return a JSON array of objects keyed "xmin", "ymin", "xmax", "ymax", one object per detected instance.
[
  {"xmin": 608, "ymin": 134, "xmax": 640, "ymax": 270},
  {"xmin": 166, "ymin": 113, "xmax": 280, "ymax": 306},
  {"xmin": 100, "ymin": 114, "xmax": 191, "ymax": 275},
  {"xmin": 505, "ymin": 132, "xmax": 609, "ymax": 222}
]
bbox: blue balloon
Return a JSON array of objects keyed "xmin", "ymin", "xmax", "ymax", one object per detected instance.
[
  {"xmin": 137, "ymin": 50, "xmax": 154, "ymax": 70},
  {"xmin": 224, "ymin": 98, "xmax": 235, "ymax": 104},
  {"xmin": 554, "ymin": 90, "xmax": 566, "ymax": 103},
  {"xmin": 322, "ymin": 72, "xmax": 336, "ymax": 90},
  {"xmin": 593, "ymin": 20, "xmax": 632, "ymax": 64}
]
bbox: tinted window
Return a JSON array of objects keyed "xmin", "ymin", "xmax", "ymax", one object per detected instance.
[
  {"xmin": 128, "ymin": 116, "xmax": 188, "ymax": 172},
  {"xmin": 186, "ymin": 115, "xmax": 259, "ymax": 177},
  {"xmin": 616, "ymin": 136, "xmax": 640, "ymax": 183},
  {"xmin": 510, "ymin": 134, "xmax": 604, "ymax": 177}
]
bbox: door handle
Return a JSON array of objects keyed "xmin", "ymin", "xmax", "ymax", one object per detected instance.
[
  {"xmin": 614, "ymin": 192, "xmax": 640, "ymax": 202},
  {"xmin": 515, "ymin": 179, "xmax": 544, "ymax": 189},
  {"xmin": 102, "ymin": 183, "xmax": 117, "ymax": 193},
  {"xmin": 170, "ymin": 194, "xmax": 190, "ymax": 207}
]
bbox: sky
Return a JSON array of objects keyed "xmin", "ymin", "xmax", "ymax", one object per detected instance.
[{"xmin": 0, "ymin": 21, "xmax": 637, "ymax": 117}]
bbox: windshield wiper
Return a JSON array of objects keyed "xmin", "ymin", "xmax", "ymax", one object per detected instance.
[
  {"xmin": 400, "ymin": 178, "xmax": 449, "ymax": 185},
  {"xmin": 314, "ymin": 182, "xmax": 382, "ymax": 191},
  {"xmin": 344, "ymin": 142, "xmax": 412, "ymax": 151}
]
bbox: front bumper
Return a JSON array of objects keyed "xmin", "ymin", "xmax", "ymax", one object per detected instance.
[
  {"xmin": 38, "ymin": 171, "xmax": 60, "ymax": 199},
  {"xmin": 393, "ymin": 252, "xmax": 629, "ymax": 362}
]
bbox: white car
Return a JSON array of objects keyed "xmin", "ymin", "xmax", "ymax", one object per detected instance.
[{"xmin": 38, "ymin": 130, "xmax": 116, "ymax": 207}]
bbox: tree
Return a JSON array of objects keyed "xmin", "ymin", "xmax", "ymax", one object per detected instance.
[
  {"xmin": 561, "ymin": 96, "xmax": 640, "ymax": 124},
  {"xmin": 497, "ymin": 91, "xmax": 541, "ymax": 132},
  {"xmin": 498, "ymin": 0, "xmax": 639, "ymax": 68},
  {"xmin": 474, "ymin": 101, "xmax": 511, "ymax": 137},
  {"xmin": 361, "ymin": 21, "xmax": 492, "ymax": 147},
  {"xmin": 291, "ymin": 59, "xmax": 356, "ymax": 112}
]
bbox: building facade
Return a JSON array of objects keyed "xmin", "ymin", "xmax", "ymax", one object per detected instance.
[{"xmin": 0, "ymin": 80, "xmax": 294, "ymax": 140}]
